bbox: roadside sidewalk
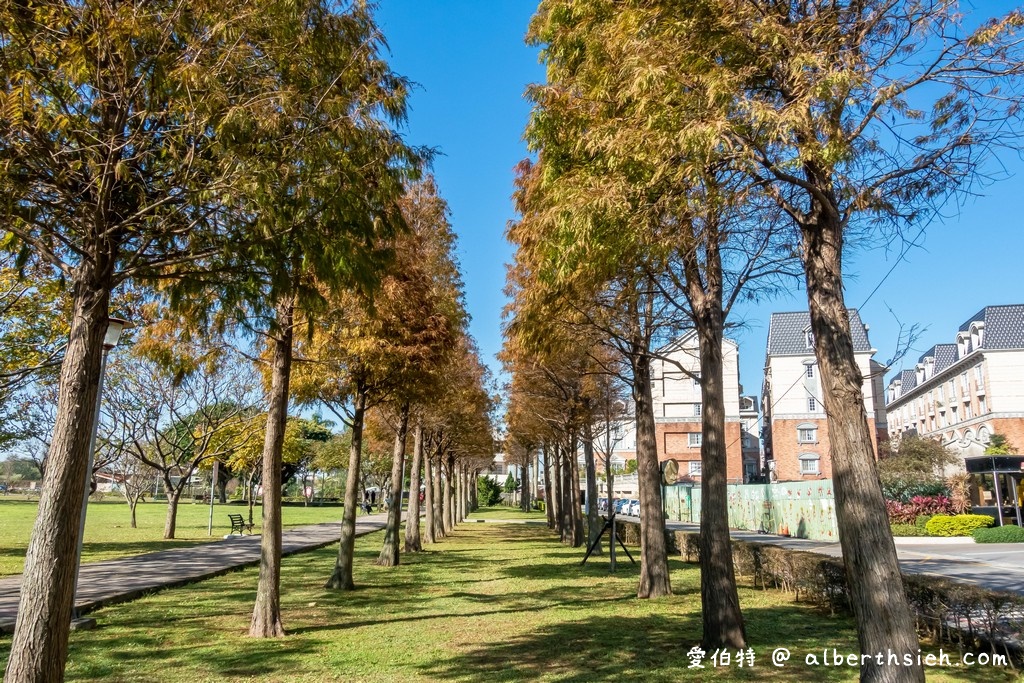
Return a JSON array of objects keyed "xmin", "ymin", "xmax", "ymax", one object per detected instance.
[{"xmin": 0, "ymin": 513, "xmax": 389, "ymax": 633}]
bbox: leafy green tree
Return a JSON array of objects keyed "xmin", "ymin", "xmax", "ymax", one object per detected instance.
[
  {"xmin": 0, "ymin": 2, "xmax": 315, "ymax": 674},
  {"xmin": 194, "ymin": 0, "xmax": 422, "ymax": 637},
  {"xmin": 103, "ymin": 342, "xmax": 263, "ymax": 539},
  {"xmin": 477, "ymin": 476, "xmax": 502, "ymax": 506},
  {"xmin": 984, "ymin": 434, "xmax": 1016, "ymax": 456},
  {"xmin": 879, "ymin": 435, "xmax": 957, "ymax": 488},
  {"xmin": 602, "ymin": 2, "xmax": 1024, "ymax": 677}
]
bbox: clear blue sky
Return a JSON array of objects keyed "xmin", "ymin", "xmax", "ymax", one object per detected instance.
[{"xmin": 376, "ymin": 1, "xmax": 1024, "ymax": 402}]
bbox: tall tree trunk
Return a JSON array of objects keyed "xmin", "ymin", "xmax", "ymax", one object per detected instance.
[
  {"xmin": 456, "ymin": 463, "xmax": 465, "ymax": 522},
  {"xmin": 683, "ymin": 230, "xmax": 747, "ymax": 649},
  {"xmin": 377, "ymin": 403, "xmax": 409, "ymax": 567},
  {"xmin": 129, "ymin": 500, "xmax": 138, "ymax": 529},
  {"xmin": 4, "ymin": 269, "xmax": 110, "ymax": 683},
  {"xmin": 569, "ymin": 432, "xmax": 585, "ymax": 547},
  {"xmin": 470, "ymin": 469, "xmax": 479, "ymax": 511},
  {"xmin": 443, "ymin": 456, "xmax": 454, "ymax": 533},
  {"xmin": 696, "ymin": 307, "xmax": 746, "ymax": 648},
  {"xmin": 559, "ymin": 445, "xmax": 573, "ymax": 544},
  {"xmin": 521, "ymin": 455, "xmax": 532, "ymax": 513},
  {"xmin": 583, "ymin": 424, "xmax": 601, "ymax": 554},
  {"xmin": 552, "ymin": 445, "xmax": 564, "ymax": 537},
  {"xmin": 247, "ymin": 472, "xmax": 256, "ymax": 526},
  {"xmin": 164, "ymin": 488, "xmax": 182, "ymax": 540},
  {"xmin": 326, "ymin": 382, "xmax": 366, "ymax": 590},
  {"xmin": 633, "ymin": 348, "xmax": 671, "ymax": 598},
  {"xmin": 542, "ymin": 442, "xmax": 555, "ymax": 529},
  {"xmin": 404, "ymin": 418, "xmax": 424, "ymax": 552},
  {"xmin": 424, "ymin": 453, "xmax": 436, "ymax": 544},
  {"xmin": 432, "ymin": 452, "xmax": 445, "ymax": 539},
  {"xmin": 802, "ymin": 209, "xmax": 922, "ymax": 683},
  {"xmin": 217, "ymin": 474, "xmax": 228, "ymax": 504},
  {"xmin": 249, "ymin": 298, "xmax": 294, "ymax": 638}
]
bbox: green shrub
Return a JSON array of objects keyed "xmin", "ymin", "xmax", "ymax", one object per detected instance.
[
  {"xmin": 914, "ymin": 514, "xmax": 934, "ymax": 529},
  {"xmin": 890, "ymin": 523, "xmax": 929, "ymax": 537},
  {"xmin": 925, "ymin": 514, "xmax": 994, "ymax": 537},
  {"xmin": 476, "ymin": 477, "xmax": 502, "ymax": 506},
  {"xmin": 881, "ymin": 480, "xmax": 950, "ymax": 503},
  {"xmin": 972, "ymin": 525, "xmax": 1024, "ymax": 543}
]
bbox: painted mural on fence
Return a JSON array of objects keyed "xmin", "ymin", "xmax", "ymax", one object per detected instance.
[{"xmin": 664, "ymin": 479, "xmax": 839, "ymax": 541}]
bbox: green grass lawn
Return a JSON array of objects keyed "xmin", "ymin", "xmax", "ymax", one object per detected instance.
[
  {"xmin": 0, "ymin": 499, "xmax": 348, "ymax": 576},
  {"xmin": 467, "ymin": 504, "xmax": 547, "ymax": 520},
  {"xmin": 1, "ymin": 520, "xmax": 1014, "ymax": 682}
]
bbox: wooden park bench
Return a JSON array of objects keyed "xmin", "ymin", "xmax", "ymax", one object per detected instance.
[{"xmin": 228, "ymin": 513, "xmax": 254, "ymax": 535}]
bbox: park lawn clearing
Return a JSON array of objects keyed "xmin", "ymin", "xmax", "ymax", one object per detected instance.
[
  {"xmin": 0, "ymin": 500, "xmax": 347, "ymax": 576},
  {"xmin": 1, "ymin": 521, "xmax": 1014, "ymax": 682},
  {"xmin": 466, "ymin": 504, "xmax": 548, "ymax": 521}
]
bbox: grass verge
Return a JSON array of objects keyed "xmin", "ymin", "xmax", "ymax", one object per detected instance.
[
  {"xmin": 1, "ymin": 520, "xmax": 1013, "ymax": 682},
  {"xmin": 0, "ymin": 500, "xmax": 347, "ymax": 576}
]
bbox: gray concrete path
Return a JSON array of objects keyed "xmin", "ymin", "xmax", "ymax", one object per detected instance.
[
  {"xmin": 0, "ymin": 513, "xmax": 389, "ymax": 633},
  {"xmin": 617, "ymin": 515, "xmax": 1024, "ymax": 596}
]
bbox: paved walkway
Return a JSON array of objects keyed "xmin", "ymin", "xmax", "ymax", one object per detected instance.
[
  {"xmin": 616, "ymin": 515, "xmax": 1024, "ymax": 596},
  {"xmin": 0, "ymin": 513, "xmax": 389, "ymax": 633}
]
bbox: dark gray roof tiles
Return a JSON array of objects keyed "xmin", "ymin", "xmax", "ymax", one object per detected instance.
[
  {"xmin": 888, "ymin": 305, "xmax": 1024, "ymax": 390},
  {"xmin": 897, "ymin": 369, "xmax": 916, "ymax": 392},
  {"xmin": 917, "ymin": 343, "xmax": 958, "ymax": 371},
  {"xmin": 959, "ymin": 304, "xmax": 1024, "ymax": 350},
  {"xmin": 767, "ymin": 310, "xmax": 872, "ymax": 356},
  {"xmin": 932, "ymin": 344, "xmax": 958, "ymax": 373}
]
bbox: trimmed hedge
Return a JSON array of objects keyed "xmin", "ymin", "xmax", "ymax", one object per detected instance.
[
  {"xmin": 890, "ymin": 523, "xmax": 929, "ymax": 537},
  {"xmin": 973, "ymin": 525, "xmax": 1024, "ymax": 544},
  {"xmin": 925, "ymin": 514, "xmax": 995, "ymax": 537},
  {"xmin": 914, "ymin": 514, "xmax": 934, "ymax": 529}
]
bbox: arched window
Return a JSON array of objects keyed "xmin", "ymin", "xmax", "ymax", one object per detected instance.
[
  {"xmin": 798, "ymin": 453, "xmax": 820, "ymax": 475},
  {"xmin": 796, "ymin": 422, "xmax": 818, "ymax": 444}
]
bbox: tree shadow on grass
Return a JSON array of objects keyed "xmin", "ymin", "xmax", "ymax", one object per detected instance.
[{"xmin": 416, "ymin": 607, "xmax": 1008, "ymax": 683}]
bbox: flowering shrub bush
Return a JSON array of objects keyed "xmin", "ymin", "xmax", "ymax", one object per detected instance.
[{"xmin": 885, "ymin": 495, "xmax": 954, "ymax": 524}]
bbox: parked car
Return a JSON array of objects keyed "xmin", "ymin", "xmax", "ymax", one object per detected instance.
[
  {"xmin": 614, "ymin": 499, "xmax": 628, "ymax": 515},
  {"xmin": 628, "ymin": 499, "xmax": 641, "ymax": 516},
  {"xmin": 597, "ymin": 498, "xmax": 608, "ymax": 514}
]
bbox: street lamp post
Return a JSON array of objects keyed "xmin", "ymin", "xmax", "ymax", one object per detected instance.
[{"xmin": 71, "ymin": 317, "xmax": 126, "ymax": 626}]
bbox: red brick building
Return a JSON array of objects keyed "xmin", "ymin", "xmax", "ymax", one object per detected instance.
[{"xmin": 761, "ymin": 310, "xmax": 888, "ymax": 482}]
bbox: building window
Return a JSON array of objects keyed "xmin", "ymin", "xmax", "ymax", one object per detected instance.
[
  {"xmin": 974, "ymin": 364, "xmax": 984, "ymax": 388},
  {"xmin": 979, "ymin": 396, "xmax": 987, "ymax": 414},
  {"xmin": 960, "ymin": 373, "xmax": 968, "ymax": 392},
  {"xmin": 693, "ymin": 373, "xmax": 701, "ymax": 387},
  {"xmin": 797, "ymin": 425, "xmax": 818, "ymax": 443},
  {"xmin": 688, "ymin": 461, "xmax": 702, "ymax": 476},
  {"xmin": 799, "ymin": 454, "xmax": 820, "ymax": 475},
  {"xmin": 693, "ymin": 404, "xmax": 702, "ymax": 417},
  {"xmin": 808, "ymin": 397, "xmax": 818, "ymax": 412},
  {"xmin": 688, "ymin": 433, "xmax": 702, "ymax": 447},
  {"xmin": 805, "ymin": 329, "xmax": 814, "ymax": 348},
  {"xmin": 805, "ymin": 364, "xmax": 814, "ymax": 378}
]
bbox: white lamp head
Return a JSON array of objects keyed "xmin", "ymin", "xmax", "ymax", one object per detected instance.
[{"xmin": 103, "ymin": 317, "xmax": 128, "ymax": 350}]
